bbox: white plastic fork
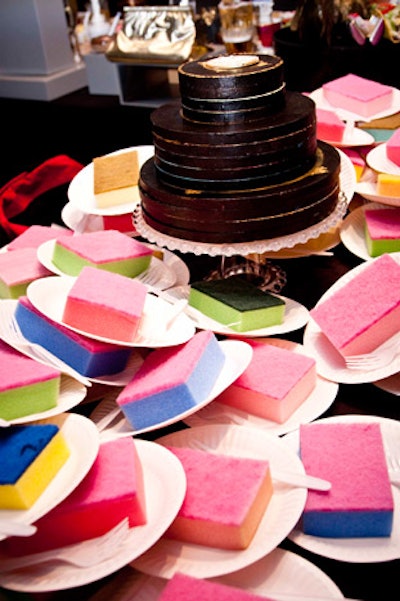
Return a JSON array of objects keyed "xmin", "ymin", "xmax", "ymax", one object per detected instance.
[
  {"xmin": 345, "ymin": 333, "xmax": 400, "ymax": 371},
  {"xmin": 189, "ymin": 441, "xmax": 331, "ymax": 491},
  {"xmin": 384, "ymin": 433, "xmax": 400, "ymax": 487},
  {"xmin": 0, "ymin": 518, "xmax": 130, "ymax": 572}
]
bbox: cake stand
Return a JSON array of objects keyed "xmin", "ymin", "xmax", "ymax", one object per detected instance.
[{"xmin": 133, "ymin": 191, "xmax": 348, "ymax": 292}]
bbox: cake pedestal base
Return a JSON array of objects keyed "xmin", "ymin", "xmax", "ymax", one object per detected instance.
[
  {"xmin": 133, "ymin": 191, "xmax": 346, "ymax": 292},
  {"xmin": 205, "ymin": 255, "xmax": 287, "ymax": 293}
]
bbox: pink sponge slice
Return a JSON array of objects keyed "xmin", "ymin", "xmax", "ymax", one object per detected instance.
[
  {"xmin": 309, "ymin": 253, "xmax": 400, "ymax": 356},
  {"xmin": 300, "ymin": 422, "xmax": 394, "ymax": 537},
  {"xmin": 116, "ymin": 330, "xmax": 225, "ymax": 430},
  {"xmin": 158, "ymin": 572, "xmax": 275, "ymax": 600},
  {"xmin": 316, "ymin": 108, "xmax": 345, "ymax": 143},
  {"xmin": 216, "ymin": 341, "xmax": 316, "ymax": 424},
  {"xmin": 386, "ymin": 128, "xmax": 400, "ymax": 167},
  {"xmin": 4, "ymin": 437, "xmax": 147, "ymax": 555},
  {"xmin": 322, "ymin": 74, "xmax": 393, "ymax": 117},
  {"xmin": 62, "ymin": 265, "xmax": 147, "ymax": 342},
  {"xmin": 164, "ymin": 446, "xmax": 273, "ymax": 550}
]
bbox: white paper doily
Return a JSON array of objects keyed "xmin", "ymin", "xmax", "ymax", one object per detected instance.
[{"xmin": 134, "ymin": 193, "xmax": 347, "ymax": 257}]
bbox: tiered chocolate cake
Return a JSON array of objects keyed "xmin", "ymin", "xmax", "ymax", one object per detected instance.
[{"xmin": 139, "ymin": 53, "xmax": 341, "ymax": 243}]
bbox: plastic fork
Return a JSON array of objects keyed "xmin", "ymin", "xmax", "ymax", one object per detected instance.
[
  {"xmin": 189, "ymin": 441, "xmax": 331, "ymax": 491},
  {"xmin": 345, "ymin": 333, "xmax": 400, "ymax": 371},
  {"xmin": 384, "ymin": 434, "xmax": 400, "ymax": 487},
  {"xmin": 0, "ymin": 518, "xmax": 130, "ymax": 572}
]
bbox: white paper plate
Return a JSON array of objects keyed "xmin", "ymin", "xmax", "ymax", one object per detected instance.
[
  {"xmin": 88, "ymin": 547, "xmax": 344, "ymax": 600},
  {"xmin": 165, "ymin": 285, "xmax": 310, "ymax": 337},
  {"xmin": 283, "ymin": 414, "xmax": 400, "ymax": 562},
  {"xmin": 0, "ymin": 413, "xmax": 99, "ymax": 543},
  {"xmin": 0, "ymin": 440, "xmax": 187, "ymax": 593},
  {"xmin": 355, "ymin": 179, "xmax": 400, "ymax": 207},
  {"xmin": 321, "ymin": 126, "xmax": 374, "ymax": 148},
  {"xmin": 67, "ymin": 146, "xmax": 154, "ymax": 216},
  {"xmin": 26, "ymin": 276, "xmax": 196, "ymax": 348},
  {"xmin": 309, "ymin": 87, "xmax": 400, "ymax": 122},
  {"xmin": 61, "ymin": 202, "xmax": 136, "ymax": 235},
  {"xmin": 184, "ymin": 338, "xmax": 338, "ymax": 436},
  {"xmin": 366, "ymin": 143, "xmax": 400, "ymax": 176},
  {"xmin": 303, "ymin": 253, "xmax": 400, "ymax": 384},
  {"xmin": 37, "ymin": 239, "xmax": 176, "ymax": 291},
  {"xmin": 146, "ymin": 245, "xmax": 190, "ymax": 287},
  {"xmin": 91, "ymin": 340, "xmax": 253, "ymax": 440},
  {"xmin": 131, "ymin": 424, "xmax": 307, "ymax": 579}
]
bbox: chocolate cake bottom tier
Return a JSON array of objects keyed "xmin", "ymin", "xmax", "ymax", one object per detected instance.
[{"xmin": 139, "ymin": 142, "xmax": 341, "ymax": 243}]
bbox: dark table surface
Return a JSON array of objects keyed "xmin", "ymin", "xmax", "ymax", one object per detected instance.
[{"xmin": 0, "ymin": 88, "xmax": 399, "ymax": 601}]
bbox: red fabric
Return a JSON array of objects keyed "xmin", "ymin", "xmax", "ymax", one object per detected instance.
[{"xmin": 0, "ymin": 155, "xmax": 83, "ymax": 238}]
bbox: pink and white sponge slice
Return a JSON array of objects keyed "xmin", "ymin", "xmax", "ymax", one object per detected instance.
[
  {"xmin": 116, "ymin": 330, "xmax": 225, "ymax": 430},
  {"xmin": 299, "ymin": 421, "xmax": 394, "ymax": 537},
  {"xmin": 322, "ymin": 74, "xmax": 393, "ymax": 118},
  {"xmin": 216, "ymin": 340, "xmax": 316, "ymax": 424}
]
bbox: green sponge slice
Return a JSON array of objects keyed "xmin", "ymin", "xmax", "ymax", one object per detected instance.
[{"xmin": 189, "ymin": 276, "xmax": 285, "ymax": 332}]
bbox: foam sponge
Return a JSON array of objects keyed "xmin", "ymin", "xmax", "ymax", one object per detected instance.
[
  {"xmin": 386, "ymin": 128, "xmax": 400, "ymax": 167},
  {"xmin": 216, "ymin": 341, "xmax": 316, "ymax": 423},
  {"xmin": 0, "ymin": 339, "xmax": 61, "ymax": 421},
  {"xmin": 164, "ymin": 445, "xmax": 273, "ymax": 550},
  {"xmin": 377, "ymin": 173, "xmax": 400, "ymax": 197},
  {"xmin": 7, "ymin": 225, "xmax": 73, "ymax": 251},
  {"xmin": 189, "ymin": 276, "xmax": 285, "ymax": 332},
  {"xmin": 62, "ymin": 266, "xmax": 147, "ymax": 342},
  {"xmin": 0, "ymin": 424, "xmax": 70, "ymax": 510},
  {"xmin": 15, "ymin": 296, "xmax": 132, "ymax": 378},
  {"xmin": 0, "ymin": 247, "xmax": 52, "ymax": 299},
  {"xmin": 309, "ymin": 254, "xmax": 400, "ymax": 357},
  {"xmin": 116, "ymin": 330, "xmax": 225, "ymax": 430},
  {"xmin": 4, "ymin": 437, "xmax": 146, "ymax": 554},
  {"xmin": 364, "ymin": 207, "xmax": 400, "ymax": 257},
  {"xmin": 158, "ymin": 572, "xmax": 275, "ymax": 600},
  {"xmin": 322, "ymin": 74, "xmax": 393, "ymax": 118},
  {"xmin": 300, "ymin": 422, "xmax": 394, "ymax": 537},
  {"xmin": 51, "ymin": 229, "xmax": 152, "ymax": 277},
  {"xmin": 316, "ymin": 108, "xmax": 345, "ymax": 143}
]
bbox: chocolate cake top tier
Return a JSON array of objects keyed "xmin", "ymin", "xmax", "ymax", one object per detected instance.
[{"xmin": 178, "ymin": 54, "xmax": 285, "ymax": 101}]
